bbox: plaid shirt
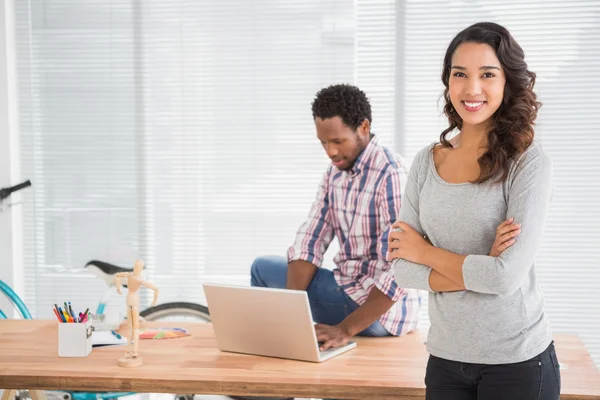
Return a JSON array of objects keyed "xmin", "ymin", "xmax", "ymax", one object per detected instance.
[{"xmin": 288, "ymin": 135, "xmax": 420, "ymax": 336}]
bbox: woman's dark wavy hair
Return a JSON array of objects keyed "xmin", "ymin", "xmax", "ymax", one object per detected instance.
[{"xmin": 440, "ymin": 22, "xmax": 541, "ymax": 184}]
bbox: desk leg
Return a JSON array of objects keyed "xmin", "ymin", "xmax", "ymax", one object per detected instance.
[
  {"xmin": 1, "ymin": 390, "xmax": 16, "ymax": 400},
  {"xmin": 29, "ymin": 391, "xmax": 47, "ymax": 400}
]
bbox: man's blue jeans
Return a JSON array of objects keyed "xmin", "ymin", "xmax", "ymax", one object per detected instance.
[{"xmin": 250, "ymin": 255, "xmax": 391, "ymax": 337}]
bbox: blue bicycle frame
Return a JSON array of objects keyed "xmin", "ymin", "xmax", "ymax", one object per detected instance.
[{"xmin": 0, "ymin": 280, "xmax": 32, "ymax": 319}]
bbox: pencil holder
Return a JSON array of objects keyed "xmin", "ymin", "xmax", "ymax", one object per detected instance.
[{"xmin": 58, "ymin": 320, "xmax": 93, "ymax": 357}]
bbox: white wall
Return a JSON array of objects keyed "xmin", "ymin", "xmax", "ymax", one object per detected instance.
[{"xmin": 0, "ymin": 0, "xmax": 22, "ymax": 318}]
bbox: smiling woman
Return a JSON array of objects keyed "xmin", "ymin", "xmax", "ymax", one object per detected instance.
[
  {"xmin": 390, "ymin": 22, "xmax": 561, "ymax": 400},
  {"xmin": 440, "ymin": 22, "xmax": 541, "ymax": 184}
]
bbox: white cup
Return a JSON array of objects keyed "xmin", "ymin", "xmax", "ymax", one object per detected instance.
[{"xmin": 58, "ymin": 320, "xmax": 93, "ymax": 357}]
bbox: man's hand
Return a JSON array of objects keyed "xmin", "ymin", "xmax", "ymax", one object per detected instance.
[
  {"xmin": 489, "ymin": 217, "xmax": 521, "ymax": 257},
  {"xmin": 314, "ymin": 323, "xmax": 352, "ymax": 351},
  {"xmin": 315, "ymin": 287, "xmax": 393, "ymax": 349},
  {"xmin": 387, "ymin": 221, "xmax": 432, "ymax": 264}
]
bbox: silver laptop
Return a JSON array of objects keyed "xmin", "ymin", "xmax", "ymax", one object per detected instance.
[{"xmin": 203, "ymin": 283, "xmax": 357, "ymax": 362}]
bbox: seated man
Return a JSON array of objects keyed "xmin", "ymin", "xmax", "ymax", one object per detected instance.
[{"xmin": 251, "ymin": 84, "xmax": 420, "ymax": 350}]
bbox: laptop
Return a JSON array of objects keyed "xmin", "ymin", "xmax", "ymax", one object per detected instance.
[{"xmin": 202, "ymin": 283, "xmax": 357, "ymax": 362}]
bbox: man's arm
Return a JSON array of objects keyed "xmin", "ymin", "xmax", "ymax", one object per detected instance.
[
  {"xmin": 338, "ymin": 287, "xmax": 394, "ymax": 336},
  {"xmin": 316, "ymin": 286, "xmax": 394, "ymax": 350},
  {"xmin": 317, "ymin": 164, "xmax": 413, "ymax": 350},
  {"xmin": 372, "ymin": 168, "xmax": 409, "ymax": 299},
  {"xmin": 286, "ymin": 260, "xmax": 317, "ymax": 291},
  {"xmin": 316, "ymin": 167, "xmax": 405, "ymax": 350},
  {"xmin": 343, "ymin": 167, "xmax": 409, "ymax": 333},
  {"xmin": 286, "ymin": 169, "xmax": 334, "ymax": 289}
]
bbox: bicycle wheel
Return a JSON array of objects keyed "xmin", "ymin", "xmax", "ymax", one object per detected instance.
[{"xmin": 140, "ymin": 301, "xmax": 211, "ymax": 322}]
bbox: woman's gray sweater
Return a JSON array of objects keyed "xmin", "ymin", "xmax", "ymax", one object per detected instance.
[{"xmin": 393, "ymin": 141, "xmax": 553, "ymax": 364}]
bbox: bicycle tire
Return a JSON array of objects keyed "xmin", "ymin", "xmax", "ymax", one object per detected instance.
[{"xmin": 140, "ymin": 301, "xmax": 211, "ymax": 322}]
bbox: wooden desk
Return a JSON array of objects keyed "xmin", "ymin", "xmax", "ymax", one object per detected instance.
[{"xmin": 0, "ymin": 320, "xmax": 599, "ymax": 399}]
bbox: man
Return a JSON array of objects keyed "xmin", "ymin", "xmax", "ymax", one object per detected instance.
[{"xmin": 250, "ymin": 84, "xmax": 420, "ymax": 350}]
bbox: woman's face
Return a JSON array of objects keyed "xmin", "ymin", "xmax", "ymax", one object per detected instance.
[{"xmin": 448, "ymin": 42, "xmax": 506, "ymax": 130}]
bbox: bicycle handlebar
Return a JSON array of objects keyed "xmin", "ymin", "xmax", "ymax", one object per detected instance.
[{"xmin": 0, "ymin": 180, "xmax": 32, "ymax": 201}]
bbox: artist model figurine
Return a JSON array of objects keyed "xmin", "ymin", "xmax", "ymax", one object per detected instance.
[{"xmin": 115, "ymin": 259, "xmax": 159, "ymax": 367}]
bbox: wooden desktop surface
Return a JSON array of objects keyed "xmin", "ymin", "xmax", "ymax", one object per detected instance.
[{"xmin": 0, "ymin": 320, "xmax": 599, "ymax": 399}]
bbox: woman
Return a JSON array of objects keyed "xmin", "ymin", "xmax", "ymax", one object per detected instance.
[{"xmin": 388, "ymin": 22, "xmax": 561, "ymax": 399}]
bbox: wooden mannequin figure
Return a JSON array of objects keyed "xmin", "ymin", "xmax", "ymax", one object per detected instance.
[{"xmin": 115, "ymin": 259, "xmax": 159, "ymax": 367}]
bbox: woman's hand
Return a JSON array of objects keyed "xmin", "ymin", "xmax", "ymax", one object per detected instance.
[
  {"xmin": 387, "ymin": 221, "xmax": 432, "ymax": 264},
  {"xmin": 489, "ymin": 217, "xmax": 521, "ymax": 257}
]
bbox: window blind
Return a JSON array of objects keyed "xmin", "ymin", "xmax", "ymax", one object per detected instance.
[{"xmin": 14, "ymin": 0, "xmax": 397, "ymax": 322}]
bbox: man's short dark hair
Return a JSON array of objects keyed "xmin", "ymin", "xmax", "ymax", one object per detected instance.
[{"xmin": 311, "ymin": 84, "xmax": 372, "ymax": 131}]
